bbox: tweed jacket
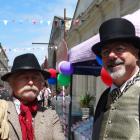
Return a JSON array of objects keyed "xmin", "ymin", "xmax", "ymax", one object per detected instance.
[
  {"xmin": 92, "ymin": 79, "xmax": 140, "ymax": 140},
  {"xmin": 7, "ymin": 101, "xmax": 65, "ymax": 140}
]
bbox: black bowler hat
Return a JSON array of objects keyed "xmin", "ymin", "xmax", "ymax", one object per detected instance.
[
  {"xmin": 92, "ymin": 18, "xmax": 140, "ymax": 57},
  {"xmin": 1, "ymin": 53, "xmax": 50, "ymax": 81}
]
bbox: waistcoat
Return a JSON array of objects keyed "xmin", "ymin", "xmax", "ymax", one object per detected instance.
[{"xmin": 93, "ymin": 81, "xmax": 140, "ymax": 140}]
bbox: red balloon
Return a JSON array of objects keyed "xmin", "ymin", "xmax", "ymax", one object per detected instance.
[
  {"xmin": 101, "ymin": 67, "xmax": 112, "ymax": 86},
  {"xmin": 48, "ymin": 68, "xmax": 57, "ymax": 78}
]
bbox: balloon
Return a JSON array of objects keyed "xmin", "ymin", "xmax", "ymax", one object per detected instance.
[
  {"xmin": 57, "ymin": 73, "xmax": 71, "ymax": 86},
  {"xmin": 48, "ymin": 78, "xmax": 57, "ymax": 85},
  {"xmin": 96, "ymin": 55, "xmax": 103, "ymax": 66},
  {"xmin": 48, "ymin": 68, "xmax": 57, "ymax": 78},
  {"xmin": 59, "ymin": 61, "xmax": 73, "ymax": 75},
  {"xmin": 101, "ymin": 67, "xmax": 112, "ymax": 86},
  {"xmin": 58, "ymin": 61, "xmax": 65, "ymax": 73}
]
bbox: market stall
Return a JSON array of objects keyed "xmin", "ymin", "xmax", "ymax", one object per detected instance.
[
  {"xmin": 69, "ymin": 34, "xmax": 101, "ymax": 76},
  {"xmin": 68, "ymin": 34, "xmax": 102, "ymax": 140}
]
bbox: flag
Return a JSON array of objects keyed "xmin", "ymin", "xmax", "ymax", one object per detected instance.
[
  {"xmin": 47, "ymin": 20, "xmax": 51, "ymax": 25},
  {"xmin": 32, "ymin": 20, "xmax": 37, "ymax": 24},
  {"xmin": 3, "ymin": 20, "xmax": 8, "ymax": 25},
  {"xmin": 40, "ymin": 20, "xmax": 44, "ymax": 24}
]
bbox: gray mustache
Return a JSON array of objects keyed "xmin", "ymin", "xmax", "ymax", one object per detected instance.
[{"xmin": 20, "ymin": 86, "xmax": 39, "ymax": 92}]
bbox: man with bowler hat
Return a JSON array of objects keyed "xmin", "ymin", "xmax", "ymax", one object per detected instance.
[
  {"xmin": 1, "ymin": 53, "xmax": 64, "ymax": 140},
  {"xmin": 92, "ymin": 18, "xmax": 140, "ymax": 140}
]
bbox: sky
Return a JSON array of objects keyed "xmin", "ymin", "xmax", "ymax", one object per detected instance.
[{"xmin": 0, "ymin": 0, "xmax": 77, "ymax": 66}]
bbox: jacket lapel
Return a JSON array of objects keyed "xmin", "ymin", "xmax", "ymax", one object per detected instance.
[
  {"xmin": 7, "ymin": 101, "xmax": 22, "ymax": 140},
  {"xmin": 92, "ymin": 88, "xmax": 110, "ymax": 140}
]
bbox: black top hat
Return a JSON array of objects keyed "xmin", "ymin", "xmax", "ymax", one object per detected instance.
[
  {"xmin": 92, "ymin": 18, "xmax": 140, "ymax": 57},
  {"xmin": 1, "ymin": 53, "xmax": 50, "ymax": 81}
]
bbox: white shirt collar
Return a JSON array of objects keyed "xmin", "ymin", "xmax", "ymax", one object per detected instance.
[{"xmin": 13, "ymin": 97, "xmax": 21, "ymax": 114}]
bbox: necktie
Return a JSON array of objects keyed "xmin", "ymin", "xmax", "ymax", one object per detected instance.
[
  {"xmin": 109, "ymin": 70, "xmax": 140, "ymax": 103},
  {"xmin": 110, "ymin": 88, "xmax": 122, "ymax": 102}
]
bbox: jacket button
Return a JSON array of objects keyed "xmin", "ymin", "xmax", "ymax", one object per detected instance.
[
  {"xmin": 105, "ymin": 134, "xmax": 108, "ymax": 138},
  {"xmin": 108, "ymin": 120, "xmax": 111, "ymax": 124},
  {"xmin": 111, "ymin": 106, "xmax": 116, "ymax": 110}
]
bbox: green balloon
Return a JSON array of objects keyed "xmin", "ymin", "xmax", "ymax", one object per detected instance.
[{"xmin": 57, "ymin": 73, "xmax": 71, "ymax": 86}]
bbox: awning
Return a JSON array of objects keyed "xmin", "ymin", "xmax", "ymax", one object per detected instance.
[
  {"xmin": 72, "ymin": 60, "xmax": 101, "ymax": 76},
  {"xmin": 69, "ymin": 34, "xmax": 99, "ymax": 63},
  {"xmin": 123, "ymin": 9, "xmax": 140, "ymax": 36},
  {"xmin": 68, "ymin": 34, "xmax": 101, "ymax": 76}
]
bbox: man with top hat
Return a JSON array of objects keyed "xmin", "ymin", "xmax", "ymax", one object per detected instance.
[
  {"xmin": 92, "ymin": 18, "xmax": 140, "ymax": 140},
  {"xmin": 1, "ymin": 53, "xmax": 64, "ymax": 140}
]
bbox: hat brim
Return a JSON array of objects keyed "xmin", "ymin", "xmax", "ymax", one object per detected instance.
[
  {"xmin": 1, "ymin": 69, "xmax": 50, "ymax": 81},
  {"xmin": 92, "ymin": 36, "xmax": 140, "ymax": 58}
]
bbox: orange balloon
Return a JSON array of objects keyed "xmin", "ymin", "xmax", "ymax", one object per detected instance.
[{"xmin": 101, "ymin": 67, "xmax": 112, "ymax": 86}]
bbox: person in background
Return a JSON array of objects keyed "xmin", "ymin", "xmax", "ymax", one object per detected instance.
[
  {"xmin": 37, "ymin": 87, "xmax": 44, "ymax": 106},
  {"xmin": 1, "ymin": 53, "xmax": 64, "ymax": 140},
  {"xmin": 92, "ymin": 18, "xmax": 140, "ymax": 140},
  {"xmin": 50, "ymin": 90, "xmax": 57, "ymax": 109},
  {"xmin": 38, "ymin": 81, "xmax": 52, "ymax": 108},
  {"xmin": 43, "ymin": 82, "xmax": 52, "ymax": 107}
]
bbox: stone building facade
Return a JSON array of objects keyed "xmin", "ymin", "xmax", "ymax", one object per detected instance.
[
  {"xmin": 47, "ymin": 0, "xmax": 140, "ymax": 112},
  {"xmin": 48, "ymin": 16, "xmax": 71, "ymax": 69},
  {"xmin": 66, "ymin": 0, "xmax": 140, "ymax": 110},
  {"xmin": 0, "ymin": 44, "xmax": 9, "ymax": 87}
]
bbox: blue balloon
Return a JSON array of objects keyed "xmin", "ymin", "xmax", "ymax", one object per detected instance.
[
  {"xmin": 48, "ymin": 78, "xmax": 57, "ymax": 85},
  {"xmin": 96, "ymin": 55, "xmax": 103, "ymax": 66}
]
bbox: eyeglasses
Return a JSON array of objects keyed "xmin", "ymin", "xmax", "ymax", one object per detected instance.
[{"xmin": 101, "ymin": 45, "xmax": 127, "ymax": 57}]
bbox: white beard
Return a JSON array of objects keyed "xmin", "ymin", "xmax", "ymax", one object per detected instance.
[{"xmin": 108, "ymin": 65, "xmax": 126, "ymax": 80}]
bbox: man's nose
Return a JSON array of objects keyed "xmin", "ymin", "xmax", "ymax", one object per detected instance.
[
  {"xmin": 108, "ymin": 50, "xmax": 117, "ymax": 58},
  {"xmin": 27, "ymin": 78, "xmax": 34, "ymax": 85}
]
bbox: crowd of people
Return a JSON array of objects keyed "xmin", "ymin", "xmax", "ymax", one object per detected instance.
[{"xmin": 0, "ymin": 17, "xmax": 139, "ymax": 140}]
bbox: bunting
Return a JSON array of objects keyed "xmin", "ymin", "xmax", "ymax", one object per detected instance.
[
  {"xmin": 2, "ymin": 46, "xmax": 46, "ymax": 53},
  {"xmin": 0, "ymin": 19, "xmax": 82, "ymax": 27}
]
